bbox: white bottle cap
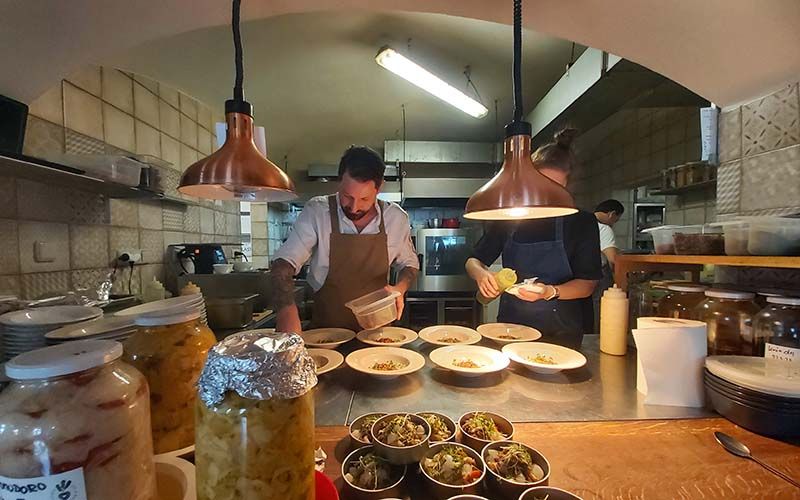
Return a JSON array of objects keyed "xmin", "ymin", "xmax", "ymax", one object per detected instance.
[{"xmin": 603, "ymin": 284, "xmax": 627, "ymax": 299}]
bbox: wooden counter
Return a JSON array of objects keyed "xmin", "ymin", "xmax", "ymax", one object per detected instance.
[{"xmin": 316, "ymin": 418, "xmax": 800, "ymax": 499}]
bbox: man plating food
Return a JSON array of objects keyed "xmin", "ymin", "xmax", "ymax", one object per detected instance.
[{"xmin": 271, "ymin": 146, "xmax": 419, "ymax": 333}]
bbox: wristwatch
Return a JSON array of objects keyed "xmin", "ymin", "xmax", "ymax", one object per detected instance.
[{"xmin": 545, "ymin": 285, "xmax": 560, "ymax": 301}]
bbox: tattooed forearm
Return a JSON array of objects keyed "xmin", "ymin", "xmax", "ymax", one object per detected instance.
[
  {"xmin": 395, "ymin": 266, "xmax": 418, "ymax": 292},
  {"xmin": 269, "ymin": 259, "xmax": 298, "ymax": 310}
]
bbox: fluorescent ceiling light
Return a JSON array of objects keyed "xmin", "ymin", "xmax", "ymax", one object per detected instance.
[{"xmin": 376, "ymin": 47, "xmax": 488, "ymax": 118}]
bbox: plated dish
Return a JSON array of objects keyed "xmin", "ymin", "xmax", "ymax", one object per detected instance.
[
  {"xmin": 502, "ymin": 342, "xmax": 587, "ymax": 374},
  {"xmin": 458, "ymin": 411, "xmax": 515, "ymax": 451},
  {"xmin": 302, "ymin": 328, "xmax": 356, "ymax": 349},
  {"xmin": 370, "ymin": 413, "xmax": 431, "ymax": 464},
  {"xmin": 349, "ymin": 412, "xmax": 387, "ymax": 445},
  {"xmin": 417, "ymin": 412, "xmax": 457, "ymax": 442},
  {"xmin": 307, "ymin": 348, "xmax": 344, "ymax": 376},
  {"xmin": 429, "ymin": 345, "xmax": 509, "ymax": 377},
  {"xmin": 356, "ymin": 326, "xmax": 418, "ymax": 347},
  {"xmin": 477, "ymin": 323, "xmax": 542, "ymax": 345},
  {"xmin": 341, "ymin": 445, "xmax": 406, "ymax": 496},
  {"xmin": 0, "ymin": 305, "xmax": 103, "ymax": 328},
  {"xmin": 345, "ymin": 347, "xmax": 426, "ymax": 379},
  {"xmin": 418, "ymin": 325, "xmax": 482, "ymax": 346}
]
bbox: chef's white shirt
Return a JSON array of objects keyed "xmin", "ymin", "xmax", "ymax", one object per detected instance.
[
  {"xmin": 598, "ymin": 222, "xmax": 617, "ymax": 266},
  {"xmin": 273, "ymin": 194, "xmax": 419, "ymax": 291}
]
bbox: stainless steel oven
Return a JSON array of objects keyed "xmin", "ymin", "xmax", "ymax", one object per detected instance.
[{"xmin": 412, "ymin": 228, "xmax": 478, "ymax": 292}]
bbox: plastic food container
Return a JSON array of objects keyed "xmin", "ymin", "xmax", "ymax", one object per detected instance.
[
  {"xmin": 195, "ymin": 330, "xmax": 317, "ymax": 500},
  {"xmin": 674, "ymin": 232, "xmax": 725, "ymax": 255},
  {"xmin": 56, "ymin": 154, "xmax": 144, "ymax": 187},
  {"xmin": 747, "ymin": 217, "xmax": 800, "ymax": 256},
  {"xmin": 695, "ymin": 290, "xmax": 761, "ymax": 356},
  {"xmin": 123, "ymin": 308, "xmax": 216, "ymax": 454},
  {"xmin": 0, "ymin": 340, "xmax": 157, "ymax": 500},
  {"xmin": 657, "ymin": 283, "xmax": 708, "ymax": 319},
  {"xmin": 753, "ymin": 296, "xmax": 800, "ymax": 359},
  {"xmin": 645, "ymin": 225, "xmax": 703, "ymax": 255},
  {"xmin": 346, "ymin": 289, "xmax": 401, "ymax": 330},
  {"xmin": 720, "ymin": 221, "xmax": 750, "ymax": 255}
]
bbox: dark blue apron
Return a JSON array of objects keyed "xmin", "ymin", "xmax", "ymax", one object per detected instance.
[{"xmin": 497, "ymin": 217, "xmax": 585, "ymax": 349}]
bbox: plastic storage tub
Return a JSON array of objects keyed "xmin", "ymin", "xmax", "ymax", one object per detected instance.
[
  {"xmin": 645, "ymin": 225, "xmax": 703, "ymax": 255},
  {"xmin": 57, "ymin": 154, "xmax": 144, "ymax": 186},
  {"xmin": 721, "ymin": 221, "xmax": 750, "ymax": 255},
  {"xmin": 747, "ymin": 217, "xmax": 800, "ymax": 256},
  {"xmin": 345, "ymin": 288, "xmax": 401, "ymax": 330}
]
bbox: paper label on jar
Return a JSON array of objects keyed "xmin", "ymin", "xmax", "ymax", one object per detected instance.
[
  {"xmin": 0, "ymin": 468, "xmax": 87, "ymax": 500},
  {"xmin": 765, "ymin": 343, "xmax": 799, "ymax": 364}
]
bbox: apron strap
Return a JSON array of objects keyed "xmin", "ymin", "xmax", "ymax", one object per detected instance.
[
  {"xmin": 555, "ymin": 217, "xmax": 564, "ymax": 241},
  {"xmin": 327, "ymin": 195, "xmax": 341, "ymax": 234},
  {"xmin": 377, "ymin": 200, "xmax": 386, "ymax": 234}
]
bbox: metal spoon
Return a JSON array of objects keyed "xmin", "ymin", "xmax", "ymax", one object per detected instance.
[{"xmin": 714, "ymin": 431, "xmax": 800, "ymax": 488}]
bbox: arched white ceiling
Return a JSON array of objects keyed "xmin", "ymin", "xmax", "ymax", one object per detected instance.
[{"xmin": 2, "ymin": 0, "xmax": 799, "ymax": 108}]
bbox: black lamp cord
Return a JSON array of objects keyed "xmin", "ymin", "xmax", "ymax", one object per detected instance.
[
  {"xmin": 512, "ymin": 0, "xmax": 523, "ymax": 123},
  {"xmin": 232, "ymin": 0, "xmax": 244, "ymax": 102}
]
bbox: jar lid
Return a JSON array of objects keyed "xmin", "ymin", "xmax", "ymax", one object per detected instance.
[
  {"xmin": 767, "ymin": 296, "xmax": 800, "ymax": 306},
  {"xmin": 134, "ymin": 309, "xmax": 201, "ymax": 326},
  {"xmin": 5, "ymin": 340, "xmax": 123, "ymax": 380},
  {"xmin": 198, "ymin": 330, "xmax": 317, "ymax": 407},
  {"xmin": 704, "ymin": 289, "xmax": 755, "ymax": 300},
  {"xmin": 706, "ymin": 356, "xmax": 800, "ymax": 398},
  {"xmin": 117, "ymin": 294, "xmax": 204, "ymax": 326},
  {"xmin": 667, "ymin": 283, "xmax": 708, "ymax": 293}
]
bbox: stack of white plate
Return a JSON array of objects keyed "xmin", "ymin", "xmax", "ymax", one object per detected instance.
[
  {"xmin": 115, "ymin": 294, "xmax": 207, "ymax": 325},
  {"xmin": 45, "ymin": 315, "xmax": 138, "ymax": 345},
  {"xmin": 0, "ymin": 305, "xmax": 103, "ymax": 361}
]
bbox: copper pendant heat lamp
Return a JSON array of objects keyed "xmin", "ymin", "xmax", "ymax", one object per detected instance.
[
  {"xmin": 464, "ymin": 0, "xmax": 576, "ymax": 220},
  {"xmin": 178, "ymin": 0, "xmax": 296, "ymax": 201}
]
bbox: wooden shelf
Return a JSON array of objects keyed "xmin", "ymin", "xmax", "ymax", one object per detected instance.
[
  {"xmin": 651, "ymin": 179, "xmax": 716, "ymax": 196},
  {"xmin": 614, "ymin": 254, "xmax": 800, "ymax": 289}
]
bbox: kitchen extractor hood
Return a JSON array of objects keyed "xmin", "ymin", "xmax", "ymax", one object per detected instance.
[
  {"xmin": 384, "ymin": 140, "xmax": 501, "ymax": 164},
  {"xmin": 307, "ymin": 163, "xmax": 399, "ymax": 181}
]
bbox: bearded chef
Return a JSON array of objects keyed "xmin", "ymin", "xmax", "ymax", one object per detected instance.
[{"xmin": 270, "ymin": 146, "xmax": 419, "ymax": 333}]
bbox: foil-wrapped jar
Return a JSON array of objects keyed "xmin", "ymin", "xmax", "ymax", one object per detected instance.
[{"xmin": 195, "ymin": 330, "xmax": 317, "ymax": 500}]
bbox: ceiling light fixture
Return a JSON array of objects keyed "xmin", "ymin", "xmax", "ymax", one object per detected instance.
[
  {"xmin": 464, "ymin": 0, "xmax": 577, "ymax": 220},
  {"xmin": 375, "ymin": 47, "xmax": 489, "ymax": 119},
  {"xmin": 178, "ymin": 0, "xmax": 296, "ymax": 201}
]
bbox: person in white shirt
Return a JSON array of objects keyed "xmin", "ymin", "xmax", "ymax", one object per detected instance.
[
  {"xmin": 270, "ymin": 146, "xmax": 419, "ymax": 333},
  {"xmin": 592, "ymin": 199, "xmax": 625, "ymax": 332}
]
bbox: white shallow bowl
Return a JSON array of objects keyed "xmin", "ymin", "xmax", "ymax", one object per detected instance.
[
  {"xmin": 45, "ymin": 316, "xmax": 136, "ymax": 340},
  {"xmin": 0, "ymin": 306, "xmax": 103, "ymax": 328},
  {"xmin": 357, "ymin": 326, "xmax": 418, "ymax": 347},
  {"xmin": 477, "ymin": 323, "xmax": 542, "ymax": 345},
  {"xmin": 502, "ymin": 342, "xmax": 587, "ymax": 374},
  {"xmin": 346, "ymin": 347, "xmax": 426, "ymax": 380},
  {"xmin": 154, "ymin": 455, "xmax": 196, "ymax": 500},
  {"xmin": 429, "ymin": 345, "xmax": 509, "ymax": 377},
  {"xmin": 308, "ymin": 348, "xmax": 344, "ymax": 376},
  {"xmin": 302, "ymin": 328, "xmax": 355, "ymax": 349},
  {"xmin": 418, "ymin": 325, "xmax": 482, "ymax": 346}
]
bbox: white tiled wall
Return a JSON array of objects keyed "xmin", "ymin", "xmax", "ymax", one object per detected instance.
[{"xmin": 0, "ymin": 65, "xmax": 243, "ymax": 299}]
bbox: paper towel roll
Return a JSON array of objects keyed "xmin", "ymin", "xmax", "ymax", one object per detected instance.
[{"xmin": 633, "ymin": 317, "xmax": 707, "ymax": 407}]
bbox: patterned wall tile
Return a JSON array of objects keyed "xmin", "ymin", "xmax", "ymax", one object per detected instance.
[
  {"xmin": 70, "ymin": 225, "xmax": 109, "ymax": 269},
  {"xmin": 22, "ymin": 116, "xmax": 65, "ymax": 158},
  {"xmin": 17, "ymin": 179, "xmax": 69, "ymax": 222},
  {"xmin": 162, "ymin": 205, "xmax": 185, "ymax": 231},
  {"xmin": 740, "ymin": 145, "xmax": 800, "ymax": 212},
  {"xmin": 140, "ymin": 229, "xmax": 164, "ymax": 263},
  {"xmin": 742, "ymin": 83, "xmax": 800, "ymax": 157},
  {"xmin": 21, "ymin": 271, "xmax": 70, "ymax": 299},
  {"xmin": 214, "ymin": 210, "xmax": 227, "ymax": 235},
  {"xmin": 0, "ymin": 275, "xmax": 21, "ymax": 296},
  {"xmin": 0, "ymin": 176, "xmax": 16, "ymax": 218},
  {"xmin": 226, "ymin": 213, "xmax": 240, "ymax": 236},
  {"xmin": 159, "ymin": 167, "xmax": 181, "ymax": 198},
  {"xmin": 69, "ymin": 192, "xmax": 108, "ymax": 225},
  {"xmin": 138, "ymin": 200, "xmax": 163, "ymax": 230},
  {"xmin": 716, "ymin": 160, "xmax": 741, "ymax": 214},
  {"xmin": 111, "ymin": 265, "xmax": 140, "ymax": 296},
  {"xmin": 200, "ymin": 233, "xmax": 215, "ymax": 244},
  {"xmin": 109, "ymin": 227, "xmax": 139, "ymax": 256},
  {"xmin": 71, "ymin": 268, "xmax": 109, "ymax": 290},
  {"xmin": 18, "ymin": 222, "xmax": 69, "ymax": 273},
  {"xmin": 109, "ymin": 198, "xmax": 139, "ymax": 227},
  {"xmin": 718, "ymin": 108, "xmax": 742, "ymax": 162},
  {"xmin": 65, "ymin": 129, "xmax": 105, "ymax": 155},
  {"xmin": 184, "ymin": 206, "xmax": 200, "ymax": 233},
  {"xmin": 0, "ymin": 219, "xmax": 19, "ymax": 275},
  {"xmin": 200, "ymin": 208, "xmax": 214, "ymax": 234}
]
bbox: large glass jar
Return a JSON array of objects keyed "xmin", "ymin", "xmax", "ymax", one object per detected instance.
[
  {"xmin": 753, "ymin": 296, "xmax": 800, "ymax": 361},
  {"xmin": 0, "ymin": 340, "xmax": 156, "ymax": 500},
  {"xmin": 657, "ymin": 283, "xmax": 708, "ymax": 319},
  {"xmin": 195, "ymin": 330, "xmax": 317, "ymax": 500},
  {"xmin": 695, "ymin": 290, "xmax": 760, "ymax": 356},
  {"xmin": 123, "ymin": 312, "xmax": 216, "ymax": 454}
]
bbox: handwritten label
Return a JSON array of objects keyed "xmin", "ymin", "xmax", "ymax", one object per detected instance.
[
  {"xmin": 0, "ymin": 468, "xmax": 86, "ymax": 500},
  {"xmin": 765, "ymin": 343, "xmax": 799, "ymax": 364}
]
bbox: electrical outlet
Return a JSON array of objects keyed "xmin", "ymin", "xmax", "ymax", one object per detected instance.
[{"xmin": 116, "ymin": 249, "xmax": 143, "ymax": 264}]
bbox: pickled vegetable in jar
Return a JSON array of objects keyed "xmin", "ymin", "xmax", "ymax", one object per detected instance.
[
  {"xmin": 657, "ymin": 283, "xmax": 707, "ymax": 319},
  {"xmin": 695, "ymin": 289, "xmax": 760, "ymax": 356},
  {"xmin": 195, "ymin": 330, "xmax": 318, "ymax": 500},
  {"xmin": 0, "ymin": 340, "xmax": 156, "ymax": 500},
  {"xmin": 123, "ymin": 310, "xmax": 216, "ymax": 454}
]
